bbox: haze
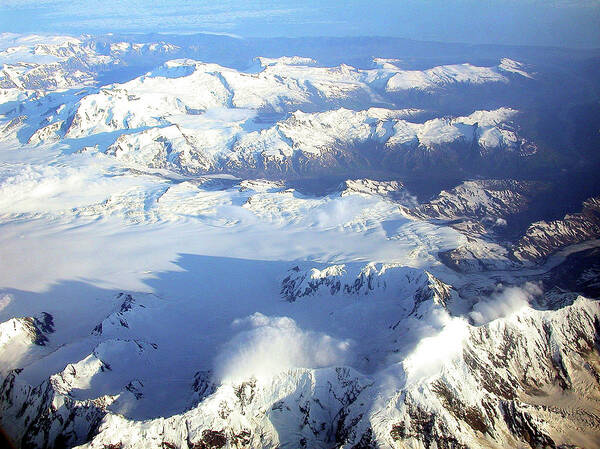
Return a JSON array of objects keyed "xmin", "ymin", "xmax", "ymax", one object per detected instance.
[{"xmin": 1, "ymin": 0, "xmax": 599, "ymax": 48}]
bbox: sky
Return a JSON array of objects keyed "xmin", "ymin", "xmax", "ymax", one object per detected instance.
[{"xmin": 0, "ymin": 0, "xmax": 599, "ymax": 49}]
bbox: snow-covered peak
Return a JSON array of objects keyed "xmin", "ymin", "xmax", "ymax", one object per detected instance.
[
  {"xmin": 280, "ymin": 262, "xmax": 455, "ymax": 318},
  {"xmin": 1, "ymin": 47, "xmax": 537, "ymax": 179},
  {"xmin": 1, "ymin": 32, "xmax": 599, "ymax": 449},
  {"xmin": 0, "ymin": 313, "xmax": 54, "ymax": 374},
  {"xmin": 17, "ymin": 296, "xmax": 595, "ymax": 449},
  {"xmin": 499, "ymin": 57, "xmax": 534, "ymax": 79},
  {"xmin": 145, "ymin": 58, "xmax": 198, "ymax": 79},
  {"xmin": 0, "ymin": 33, "xmax": 82, "ymax": 55},
  {"xmin": 384, "ymin": 62, "xmax": 507, "ymax": 92},
  {"xmin": 339, "ymin": 179, "xmax": 402, "ymax": 196},
  {"xmin": 49, "ymin": 99, "xmax": 528, "ymax": 176},
  {"xmin": 372, "ymin": 57, "xmax": 405, "ymax": 69},
  {"xmin": 257, "ymin": 56, "xmax": 317, "ymax": 67},
  {"xmin": 0, "ymin": 33, "xmax": 81, "ymax": 47},
  {"xmin": 381, "ymin": 58, "xmax": 532, "ymax": 93},
  {"xmin": 50, "ymin": 339, "xmax": 157, "ymax": 399},
  {"xmin": 0, "ymin": 34, "xmax": 180, "ymax": 92},
  {"xmin": 108, "ymin": 41, "xmax": 178, "ymax": 56},
  {"xmin": 457, "ymin": 107, "xmax": 518, "ymax": 126},
  {"xmin": 238, "ymin": 179, "xmax": 286, "ymax": 193},
  {"xmin": 91, "ymin": 293, "xmax": 159, "ymax": 338}
]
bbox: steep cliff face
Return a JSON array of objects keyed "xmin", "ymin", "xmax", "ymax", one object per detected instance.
[
  {"xmin": 0, "ymin": 313, "xmax": 55, "ymax": 374},
  {"xmin": 540, "ymin": 247, "xmax": 600, "ymax": 300},
  {"xmin": 401, "ymin": 179, "xmax": 545, "ymax": 273},
  {"xmin": 0, "ymin": 371, "xmax": 108, "ymax": 449},
  {"xmin": 0, "ymin": 335, "xmax": 161, "ymax": 449},
  {"xmin": 407, "ymin": 185, "xmax": 600, "ymax": 273},
  {"xmin": 368, "ymin": 297, "xmax": 600, "ymax": 449}
]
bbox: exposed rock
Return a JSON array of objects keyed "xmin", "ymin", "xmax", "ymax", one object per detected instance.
[
  {"xmin": 281, "ymin": 263, "xmax": 455, "ymax": 318},
  {"xmin": 512, "ymin": 196, "xmax": 600, "ymax": 263},
  {"xmin": 402, "ymin": 179, "xmax": 545, "ymax": 223}
]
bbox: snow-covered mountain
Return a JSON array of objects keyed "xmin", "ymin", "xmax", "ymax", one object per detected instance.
[
  {"xmin": 3, "ymin": 295, "xmax": 597, "ymax": 449},
  {"xmin": 400, "ymin": 182, "xmax": 600, "ymax": 273},
  {"xmin": 0, "ymin": 33, "xmax": 599, "ymax": 449},
  {"xmin": 374, "ymin": 57, "xmax": 529, "ymax": 92},
  {"xmin": 0, "ymin": 46, "xmax": 537, "ymax": 178},
  {"xmin": 0, "ymin": 33, "xmax": 179, "ymax": 92},
  {"xmin": 513, "ymin": 196, "xmax": 600, "ymax": 262},
  {"xmin": 402, "ymin": 179, "xmax": 544, "ymax": 222}
]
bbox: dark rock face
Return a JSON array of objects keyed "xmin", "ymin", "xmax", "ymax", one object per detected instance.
[
  {"xmin": 124, "ymin": 380, "xmax": 144, "ymax": 400},
  {"xmin": 2, "ymin": 299, "xmax": 599, "ymax": 449},
  {"xmin": 390, "ymin": 401, "xmax": 469, "ymax": 449},
  {"xmin": 190, "ymin": 430, "xmax": 227, "ymax": 449},
  {"xmin": 92, "ymin": 293, "xmax": 141, "ymax": 336},
  {"xmin": 190, "ymin": 371, "xmax": 216, "ymax": 407},
  {"xmin": 103, "ymin": 444, "xmax": 123, "ymax": 449},
  {"xmin": 27, "ymin": 312, "xmax": 55, "ymax": 346},
  {"xmin": 431, "ymin": 381, "xmax": 491, "ymax": 435},
  {"xmin": 410, "ymin": 275, "xmax": 452, "ymax": 317},
  {"xmin": 539, "ymin": 247, "xmax": 600, "ymax": 301},
  {"xmin": 365, "ymin": 298, "xmax": 600, "ymax": 449},
  {"xmin": 117, "ymin": 293, "xmax": 135, "ymax": 313},
  {"xmin": 415, "ymin": 185, "xmax": 600, "ymax": 274},
  {"xmin": 500, "ymin": 402, "xmax": 556, "ymax": 449},
  {"xmin": 281, "ymin": 266, "xmax": 376, "ymax": 302},
  {"xmin": 34, "ymin": 313, "xmax": 55, "ymax": 335},
  {"xmin": 0, "ymin": 371, "xmax": 107, "ymax": 449}
]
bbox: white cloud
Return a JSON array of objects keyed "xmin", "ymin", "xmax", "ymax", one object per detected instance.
[
  {"xmin": 2, "ymin": 1, "xmax": 305, "ymax": 32},
  {"xmin": 214, "ymin": 313, "xmax": 352, "ymax": 383},
  {"xmin": 0, "ymin": 294, "xmax": 12, "ymax": 312},
  {"xmin": 402, "ymin": 314, "xmax": 470, "ymax": 383},
  {"xmin": 469, "ymin": 282, "xmax": 542, "ymax": 325}
]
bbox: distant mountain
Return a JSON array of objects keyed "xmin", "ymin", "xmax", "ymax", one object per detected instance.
[{"xmin": 1, "ymin": 47, "xmax": 539, "ymax": 179}]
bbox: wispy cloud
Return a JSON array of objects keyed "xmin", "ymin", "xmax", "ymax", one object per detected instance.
[
  {"xmin": 2, "ymin": 1, "xmax": 309, "ymax": 33},
  {"xmin": 469, "ymin": 282, "xmax": 542, "ymax": 325},
  {"xmin": 0, "ymin": 0, "xmax": 598, "ymax": 48},
  {"xmin": 214, "ymin": 313, "xmax": 352, "ymax": 383}
]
